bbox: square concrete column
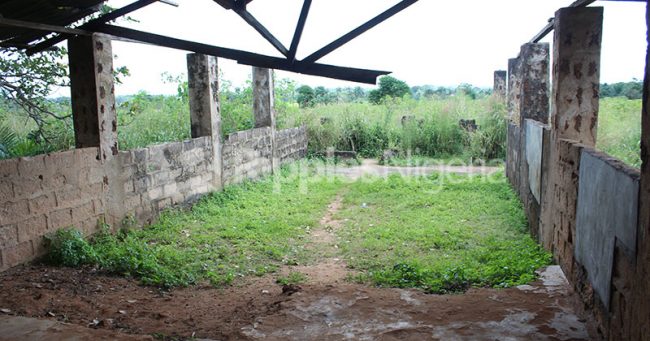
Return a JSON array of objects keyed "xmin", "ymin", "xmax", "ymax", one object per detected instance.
[
  {"xmin": 540, "ymin": 6, "xmax": 603, "ymax": 263},
  {"xmin": 252, "ymin": 67, "xmax": 278, "ymax": 171},
  {"xmin": 506, "ymin": 58, "xmax": 522, "ymax": 188},
  {"xmin": 507, "ymin": 58, "xmax": 522, "ymax": 125},
  {"xmin": 519, "ymin": 43, "xmax": 550, "ymax": 125},
  {"xmin": 253, "ymin": 67, "xmax": 275, "ymax": 129},
  {"xmin": 550, "ymin": 7, "xmax": 603, "ymax": 145},
  {"xmin": 517, "ymin": 43, "xmax": 550, "ymax": 240},
  {"xmin": 493, "ymin": 70, "xmax": 507, "ymax": 101},
  {"xmin": 187, "ymin": 53, "xmax": 222, "ymax": 190},
  {"xmin": 68, "ymin": 33, "xmax": 117, "ymax": 162}
]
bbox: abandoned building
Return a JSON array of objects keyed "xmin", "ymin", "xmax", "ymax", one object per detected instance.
[{"xmin": 0, "ymin": 0, "xmax": 649, "ymax": 339}]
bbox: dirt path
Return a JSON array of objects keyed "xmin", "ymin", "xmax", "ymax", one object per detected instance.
[
  {"xmin": 333, "ymin": 159, "xmax": 501, "ymax": 179},
  {"xmin": 279, "ymin": 192, "xmax": 349, "ymax": 285}
]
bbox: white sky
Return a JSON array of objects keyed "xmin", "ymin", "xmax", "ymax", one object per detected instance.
[{"xmin": 98, "ymin": 0, "xmax": 647, "ymax": 96}]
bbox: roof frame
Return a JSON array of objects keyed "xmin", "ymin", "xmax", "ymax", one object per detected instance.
[
  {"xmin": 1, "ymin": 0, "xmax": 419, "ymax": 84},
  {"xmin": 25, "ymin": 0, "xmax": 172, "ymax": 55},
  {"xmin": 93, "ymin": 23, "xmax": 390, "ymax": 84}
]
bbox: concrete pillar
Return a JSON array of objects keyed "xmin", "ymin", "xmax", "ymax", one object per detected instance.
[
  {"xmin": 68, "ymin": 33, "xmax": 117, "ymax": 162},
  {"xmin": 520, "ymin": 43, "xmax": 550, "ymax": 125},
  {"xmin": 252, "ymin": 67, "xmax": 278, "ymax": 171},
  {"xmin": 253, "ymin": 67, "xmax": 275, "ymax": 129},
  {"xmin": 187, "ymin": 53, "xmax": 222, "ymax": 190},
  {"xmin": 518, "ymin": 43, "xmax": 550, "ymax": 240},
  {"xmin": 493, "ymin": 70, "xmax": 507, "ymax": 101},
  {"xmin": 506, "ymin": 58, "xmax": 522, "ymax": 188},
  {"xmin": 632, "ymin": 2, "xmax": 650, "ymax": 338},
  {"xmin": 540, "ymin": 6, "xmax": 603, "ymax": 261},
  {"xmin": 551, "ymin": 7, "xmax": 603, "ymax": 145},
  {"xmin": 507, "ymin": 58, "xmax": 522, "ymax": 125}
]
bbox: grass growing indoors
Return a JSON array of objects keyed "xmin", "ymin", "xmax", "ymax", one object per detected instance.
[
  {"xmin": 45, "ymin": 163, "xmax": 551, "ymax": 294},
  {"xmin": 46, "ymin": 166, "xmax": 343, "ymax": 287},
  {"xmin": 336, "ymin": 172, "xmax": 551, "ymax": 293}
]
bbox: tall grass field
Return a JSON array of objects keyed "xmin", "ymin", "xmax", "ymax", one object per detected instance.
[{"xmin": 0, "ymin": 82, "xmax": 642, "ymax": 168}]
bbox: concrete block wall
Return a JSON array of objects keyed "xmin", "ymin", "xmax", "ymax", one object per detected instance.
[
  {"xmin": 276, "ymin": 126, "xmax": 308, "ymax": 164},
  {"xmin": 514, "ymin": 134, "xmax": 644, "ymax": 339},
  {"xmin": 222, "ymin": 127, "xmax": 273, "ymax": 186},
  {"xmin": 0, "ymin": 125, "xmax": 308, "ymax": 270},
  {"xmin": 502, "ymin": 4, "xmax": 650, "ymax": 339},
  {"xmin": 115, "ymin": 137, "xmax": 215, "ymax": 225},
  {"xmin": 0, "ymin": 148, "xmax": 105, "ymax": 270}
]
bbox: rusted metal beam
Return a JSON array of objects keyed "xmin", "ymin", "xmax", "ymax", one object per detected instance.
[
  {"xmin": 0, "ymin": 17, "xmax": 92, "ymax": 36},
  {"xmin": 302, "ymin": 0, "xmax": 418, "ymax": 64},
  {"xmin": 93, "ymin": 24, "xmax": 390, "ymax": 84},
  {"xmin": 288, "ymin": 0, "xmax": 312, "ymax": 63},
  {"xmin": 25, "ymin": 0, "xmax": 160, "ymax": 55},
  {"xmin": 234, "ymin": 8, "xmax": 289, "ymax": 57}
]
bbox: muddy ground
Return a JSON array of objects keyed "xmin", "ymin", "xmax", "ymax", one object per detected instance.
[{"xmin": 0, "ymin": 264, "xmax": 594, "ymax": 340}]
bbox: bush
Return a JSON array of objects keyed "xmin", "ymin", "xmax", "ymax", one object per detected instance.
[{"xmin": 44, "ymin": 229, "xmax": 98, "ymax": 267}]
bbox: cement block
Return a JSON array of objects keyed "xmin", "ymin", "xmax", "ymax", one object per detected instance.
[
  {"xmin": 28, "ymin": 194, "xmax": 56, "ymax": 215},
  {"xmin": 17, "ymin": 214, "xmax": 47, "ymax": 243},
  {"xmin": 2, "ymin": 241, "xmax": 33, "ymax": 268},
  {"xmin": 0, "ymin": 200, "xmax": 29, "ymax": 225},
  {"xmin": 0, "ymin": 225, "xmax": 18, "ymax": 248},
  {"xmin": 47, "ymin": 208, "xmax": 73, "ymax": 229}
]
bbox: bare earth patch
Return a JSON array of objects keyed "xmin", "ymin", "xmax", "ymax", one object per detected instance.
[
  {"xmin": 0, "ymin": 264, "xmax": 594, "ymax": 340},
  {"xmin": 279, "ymin": 192, "xmax": 350, "ymax": 286}
]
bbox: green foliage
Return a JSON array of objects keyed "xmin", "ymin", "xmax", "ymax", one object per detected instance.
[
  {"xmin": 276, "ymin": 272, "xmax": 308, "ymax": 285},
  {"xmin": 0, "ymin": 125, "xmax": 17, "ymax": 159},
  {"xmin": 336, "ymin": 173, "xmax": 552, "ymax": 294},
  {"xmin": 600, "ymin": 81, "xmax": 643, "ymax": 100},
  {"xmin": 292, "ymin": 95, "xmax": 506, "ymax": 160},
  {"xmin": 44, "ymin": 229, "xmax": 98, "ymax": 267},
  {"xmin": 467, "ymin": 98, "xmax": 507, "ymax": 160},
  {"xmin": 297, "ymin": 85, "xmax": 315, "ymax": 108},
  {"xmin": 369, "ymin": 76, "xmax": 410, "ymax": 104},
  {"xmin": 44, "ymin": 168, "xmax": 342, "ymax": 287},
  {"xmin": 596, "ymin": 97, "xmax": 641, "ymax": 168}
]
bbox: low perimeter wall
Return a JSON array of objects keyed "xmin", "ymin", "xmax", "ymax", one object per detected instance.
[
  {"xmin": 0, "ymin": 126, "xmax": 307, "ymax": 270},
  {"xmin": 507, "ymin": 118, "xmax": 645, "ymax": 339}
]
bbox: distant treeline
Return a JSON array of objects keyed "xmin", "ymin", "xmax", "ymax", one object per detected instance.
[{"xmin": 600, "ymin": 81, "xmax": 642, "ymax": 100}]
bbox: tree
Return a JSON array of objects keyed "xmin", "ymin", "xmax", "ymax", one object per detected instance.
[
  {"xmin": 0, "ymin": 5, "xmax": 131, "ymax": 146},
  {"xmin": 314, "ymin": 86, "xmax": 335, "ymax": 105},
  {"xmin": 296, "ymin": 85, "xmax": 315, "ymax": 108},
  {"xmin": 368, "ymin": 76, "xmax": 410, "ymax": 104}
]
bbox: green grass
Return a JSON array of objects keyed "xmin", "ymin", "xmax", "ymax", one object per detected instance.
[
  {"xmin": 335, "ymin": 172, "xmax": 551, "ymax": 293},
  {"xmin": 45, "ymin": 164, "xmax": 550, "ymax": 293},
  {"xmin": 276, "ymin": 272, "xmax": 308, "ymax": 285},
  {"xmin": 46, "ymin": 166, "xmax": 343, "ymax": 287},
  {"xmin": 597, "ymin": 97, "xmax": 641, "ymax": 168},
  {"xmin": 284, "ymin": 95, "xmax": 507, "ymax": 160}
]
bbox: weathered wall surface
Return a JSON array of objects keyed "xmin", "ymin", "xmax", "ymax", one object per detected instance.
[
  {"xmin": 506, "ymin": 123, "xmax": 520, "ymax": 189},
  {"xmin": 575, "ymin": 149, "xmax": 639, "ymax": 310},
  {"xmin": 276, "ymin": 126, "xmax": 308, "ymax": 164},
  {"xmin": 0, "ymin": 127, "xmax": 307, "ymax": 270},
  {"xmin": 222, "ymin": 127, "xmax": 273, "ymax": 186},
  {"xmin": 114, "ymin": 137, "xmax": 215, "ymax": 225},
  {"xmin": 0, "ymin": 149, "xmax": 105, "ymax": 270},
  {"xmin": 503, "ymin": 5, "xmax": 650, "ymax": 339}
]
